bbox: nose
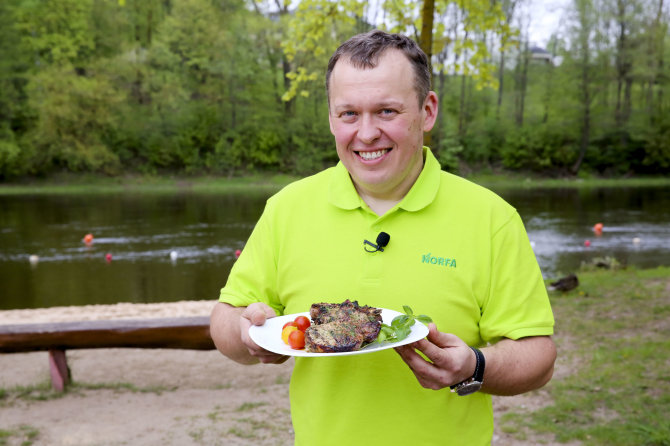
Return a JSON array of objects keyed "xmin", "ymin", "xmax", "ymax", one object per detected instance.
[{"xmin": 357, "ymin": 114, "xmax": 381, "ymax": 144}]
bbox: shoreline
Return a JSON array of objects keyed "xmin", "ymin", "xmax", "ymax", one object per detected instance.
[
  {"xmin": 0, "ymin": 300, "xmax": 217, "ymax": 325},
  {"xmin": 1, "ymin": 173, "xmax": 669, "ymax": 196}
]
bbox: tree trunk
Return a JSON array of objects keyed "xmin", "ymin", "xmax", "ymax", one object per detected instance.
[
  {"xmin": 496, "ymin": 49, "xmax": 505, "ymax": 119},
  {"xmin": 420, "ymin": 0, "xmax": 435, "ymax": 148},
  {"xmin": 514, "ymin": 39, "xmax": 529, "ymax": 127}
]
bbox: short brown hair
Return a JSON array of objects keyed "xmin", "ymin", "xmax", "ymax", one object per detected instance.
[{"xmin": 326, "ymin": 30, "xmax": 431, "ymax": 108}]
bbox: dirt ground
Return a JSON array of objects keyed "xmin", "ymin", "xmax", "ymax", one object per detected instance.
[{"xmin": 0, "ymin": 302, "xmax": 569, "ymax": 446}]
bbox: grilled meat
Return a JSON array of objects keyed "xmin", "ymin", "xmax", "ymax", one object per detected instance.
[
  {"xmin": 310, "ymin": 299, "xmax": 382, "ymax": 326},
  {"xmin": 305, "ymin": 300, "xmax": 382, "ymax": 353}
]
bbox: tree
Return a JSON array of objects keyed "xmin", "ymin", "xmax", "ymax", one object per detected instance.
[
  {"xmin": 281, "ymin": 0, "xmax": 514, "ymax": 101},
  {"xmin": 566, "ymin": 0, "xmax": 599, "ymax": 174}
]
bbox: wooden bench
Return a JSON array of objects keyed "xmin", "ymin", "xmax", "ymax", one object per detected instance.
[{"xmin": 0, "ymin": 316, "xmax": 215, "ymax": 391}]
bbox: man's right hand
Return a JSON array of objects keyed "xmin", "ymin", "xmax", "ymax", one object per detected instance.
[
  {"xmin": 210, "ymin": 301, "xmax": 289, "ymax": 365},
  {"xmin": 239, "ymin": 302, "xmax": 290, "ymax": 364}
]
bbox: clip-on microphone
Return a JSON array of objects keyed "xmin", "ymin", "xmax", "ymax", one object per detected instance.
[{"xmin": 364, "ymin": 232, "xmax": 391, "ymax": 252}]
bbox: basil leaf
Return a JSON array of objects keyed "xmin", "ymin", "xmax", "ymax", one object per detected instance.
[
  {"xmin": 392, "ymin": 314, "xmax": 410, "ymax": 328},
  {"xmin": 381, "ymin": 325, "xmax": 395, "ymax": 336},
  {"xmin": 403, "ymin": 305, "xmax": 413, "ymax": 316},
  {"xmin": 395, "ymin": 325, "xmax": 411, "ymax": 341},
  {"xmin": 415, "ymin": 315, "xmax": 433, "ymax": 324}
]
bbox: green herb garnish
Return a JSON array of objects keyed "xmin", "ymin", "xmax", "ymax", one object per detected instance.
[{"xmin": 375, "ymin": 305, "xmax": 432, "ymax": 344}]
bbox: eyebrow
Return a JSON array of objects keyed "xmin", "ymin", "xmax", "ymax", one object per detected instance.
[{"xmin": 333, "ymin": 100, "xmax": 404, "ymax": 112}]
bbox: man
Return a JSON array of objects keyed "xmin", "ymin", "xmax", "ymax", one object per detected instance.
[{"xmin": 210, "ymin": 30, "xmax": 556, "ymax": 445}]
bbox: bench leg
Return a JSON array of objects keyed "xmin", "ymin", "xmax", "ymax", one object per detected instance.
[{"xmin": 48, "ymin": 349, "xmax": 70, "ymax": 391}]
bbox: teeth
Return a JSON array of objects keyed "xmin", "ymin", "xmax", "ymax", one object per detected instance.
[{"xmin": 358, "ymin": 149, "xmax": 388, "ymax": 161}]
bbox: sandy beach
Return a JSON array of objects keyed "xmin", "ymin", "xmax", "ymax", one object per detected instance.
[{"xmin": 0, "ymin": 302, "xmax": 563, "ymax": 445}]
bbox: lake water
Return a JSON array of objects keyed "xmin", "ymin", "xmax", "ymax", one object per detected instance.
[{"xmin": 1, "ymin": 185, "xmax": 669, "ymax": 310}]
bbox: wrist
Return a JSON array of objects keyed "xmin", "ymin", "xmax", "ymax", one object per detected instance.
[{"xmin": 450, "ymin": 347, "xmax": 486, "ymax": 396}]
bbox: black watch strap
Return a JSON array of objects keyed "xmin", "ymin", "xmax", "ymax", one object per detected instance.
[
  {"xmin": 450, "ymin": 347, "xmax": 485, "ymax": 390},
  {"xmin": 471, "ymin": 347, "xmax": 485, "ymax": 383}
]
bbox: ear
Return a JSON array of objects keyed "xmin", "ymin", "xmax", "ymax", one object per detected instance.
[{"xmin": 422, "ymin": 91, "xmax": 439, "ymax": 132}]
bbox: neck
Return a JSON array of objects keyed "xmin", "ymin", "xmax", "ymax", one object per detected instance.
[{"xmin": 357, "ymin": 193, "xmax": 399, "ymax": 216}]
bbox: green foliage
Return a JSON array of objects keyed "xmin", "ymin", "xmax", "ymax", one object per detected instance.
[
  {"xmin": 640, "ymin": 116, "xmax": 670, "ymax": 171},
  {"xmin": 435, "ymin": 134, "xmax": 464, "ymax": 172},
  {"xmin": 14, "ymin": 0, "xmax": 96, "ymax": 68},
  {"xmin": 0, "ymin": 0, "xmax": 669, "ymax": 180},
  {"xmin": 24, "ymin": 65, "xmax": 125, "ymax": 174},
  {"xmin": 500, "ymin": 125, "xmax": 577, "ymax": 173},
  {"xmin": 0, "ymin": 126, "xmax": 22, "ymax": 179}
]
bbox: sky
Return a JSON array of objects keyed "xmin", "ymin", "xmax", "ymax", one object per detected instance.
[{"xmin": 526, "ymin": 0, "xmax": 571, "ymax": 47}]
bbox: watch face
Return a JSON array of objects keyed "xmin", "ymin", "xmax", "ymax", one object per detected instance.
[{"xmin": 456, "ymin": 381, "xmax": 482, "ymax": 396}]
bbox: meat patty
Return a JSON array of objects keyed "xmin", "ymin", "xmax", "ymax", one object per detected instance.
[
  {"xmin": 310, "ymin": 299, "xmax": 382, "ymax": 325},
  {"xmin": 305, "ymin": 300, "xmax": 382, "ymax": 353}
]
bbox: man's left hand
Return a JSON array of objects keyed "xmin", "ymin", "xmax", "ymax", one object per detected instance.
[{"xmin": 394, "ymin": 323, "xmax": 476, "ymax": 390}]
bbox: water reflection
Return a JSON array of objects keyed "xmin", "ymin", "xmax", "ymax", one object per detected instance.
[
  {"xmin": 499, "ymin": 186, "xmax": 670, "ymax": 276},
  {"xmin": 1, "ymin": 186, "xmax": 668, "ymax": 310}
]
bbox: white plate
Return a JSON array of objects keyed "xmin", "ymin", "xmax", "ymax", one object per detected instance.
[{"xmin": 248, "ymin": 308, "xmax": 429, "ymax": 357}]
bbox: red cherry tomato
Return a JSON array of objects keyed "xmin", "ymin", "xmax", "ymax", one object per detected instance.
[
  {"xmin": 282, "ymin": 321, "xmax": 297, "ymax": 330},
  {"xmin": 294, "ymin": 315, "xmax": 311, "ymax": 332},
  {"xmin": 288, "ymin": 330, "xmax": 305, "ymax": 350}
]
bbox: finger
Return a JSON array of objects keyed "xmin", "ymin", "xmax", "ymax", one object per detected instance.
[
  {"xmin": 243, "ymin": 302, "xmax": 276, "ymax": 326},
  {"xmin": 395, "ymin": 344, "xmax": 437, "ymax": 375},
  {"xmin": 395, "ymin": 347, "xmax": 448, "ymax": 390}
]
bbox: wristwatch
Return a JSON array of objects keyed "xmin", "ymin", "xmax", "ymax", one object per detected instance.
[{"xmin": 450, "ymin": 347, "xmax": 485, "ymax": 396}]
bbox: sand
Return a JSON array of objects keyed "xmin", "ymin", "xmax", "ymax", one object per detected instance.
[{"xmin": 0, "ymin": 302, "xmax": 564, "ymax": 445}]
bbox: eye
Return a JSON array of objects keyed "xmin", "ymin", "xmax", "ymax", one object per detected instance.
[
  {"xmin": 339, "ymin": 111, "xmax": 357, "ymax": 122},
  {"xmin": 379, "ymin": 108, "xmax": 397, "ymax": 117}
]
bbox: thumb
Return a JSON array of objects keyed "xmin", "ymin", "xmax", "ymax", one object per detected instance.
[{"xmin": 243, "ymin": 302, "xmax": 275, "ymax": 326}]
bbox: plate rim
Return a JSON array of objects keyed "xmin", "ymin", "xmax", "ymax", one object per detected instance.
[{"xmin": 247, "ymin": 308, "xmax": 429, "ymax": 357}]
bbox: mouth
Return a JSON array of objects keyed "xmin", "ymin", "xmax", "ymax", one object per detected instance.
[{"xmin": 355, "ymin": 148, "xmax": 391, "ymax": 161}]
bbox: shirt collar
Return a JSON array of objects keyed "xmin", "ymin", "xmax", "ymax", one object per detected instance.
[{"xmin": 328, "ymin": 147, "xmax": 441, "ymax": 212}]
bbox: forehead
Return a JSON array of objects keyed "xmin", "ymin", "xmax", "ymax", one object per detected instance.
[{"xmin": 329, "ymin": 50, "xmax": 416, "ymax": 106}]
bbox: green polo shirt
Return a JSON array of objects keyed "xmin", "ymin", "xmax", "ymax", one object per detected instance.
[{"xmin": 220, "ymin": 148, "xmax": 554, "ymax": 445}]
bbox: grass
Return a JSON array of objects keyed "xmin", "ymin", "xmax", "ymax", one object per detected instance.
[
  {"xmin": 1, "ymin": 171, "xmax": 670, "ymax": 196},
  {"xmin": 0, "ymin": 425, "xmax": 39, "ymax": 446},
  {"xmin": 0, "ymin": 172, "xmax": 298, "ymax": 196},
  {"xmin": 465, "ymin": 172, "xmax": 670, "ymax": 190},
  {"xmin": 500, "ymin": 266, "xmax": 670, "ymax": 445},
  {"xmin": 0, "ymin": 380, "xmax": 176, "ymax": 404}
]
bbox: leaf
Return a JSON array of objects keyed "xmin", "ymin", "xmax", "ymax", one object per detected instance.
[
  {"xmin": 391, "ymin": 314, "xmax": 410, "ymax": 328},
  {"xmin": 416, "ymin": 315, "xmax": 433, "ymax": 324},
  {"xmin": 395, "ymin": 325, "xmax": 411, "ymax": 342},
  {"xmin": 403, "ymin": 305, "xmax": 413, "ymax": 316}
]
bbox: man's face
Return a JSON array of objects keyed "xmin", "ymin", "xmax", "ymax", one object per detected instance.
[{"xmin": 328, "ymin": 49, "xmax": 437, "ymax": 201}]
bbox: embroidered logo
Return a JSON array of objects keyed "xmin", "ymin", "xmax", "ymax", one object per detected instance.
[{"xmin": 422, "ymin": 253, "xmax": 457, "ymax": 268}]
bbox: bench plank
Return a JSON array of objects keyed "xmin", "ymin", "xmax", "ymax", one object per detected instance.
[{"xmin": 0, "ymin": 316, "xmax": 215, "ymax": 353}]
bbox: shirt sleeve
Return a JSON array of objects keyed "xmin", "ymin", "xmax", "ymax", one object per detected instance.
[
  {"xmin": 479, "ymin": 210, "xmax": 555, "ymax": 344},
  {"xmin": 218, "ymin": 198, "xmax": 285, "ymax": 316}
]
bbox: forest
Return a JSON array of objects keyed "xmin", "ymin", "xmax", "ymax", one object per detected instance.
[{"xmin": 0, "ymin": 0, "xmax": 668, "ymax": 180}]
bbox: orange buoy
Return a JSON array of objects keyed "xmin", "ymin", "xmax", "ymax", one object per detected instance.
[
  {"xmin": 593, "ymin": 223, "xmax": 603, "ymax": 235},
  {"xmin": 83, "ymin": 233, "xmax": 94, "ymax": 244}
]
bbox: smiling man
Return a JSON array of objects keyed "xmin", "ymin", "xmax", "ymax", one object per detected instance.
[
  {"xmin": 327, "ymin": 45, "xmax": 437, "ymax": 215},
  {"xmin": 210, "ymin": 30, "xmax": 556, "ymax": 445}
]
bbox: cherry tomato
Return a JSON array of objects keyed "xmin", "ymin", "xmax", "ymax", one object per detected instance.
[
  {"xmin": 288, "ymin": 329, "xmax": 305, "ymax": 350},
  {"xmin": 294, "ymin": 315, "xmax": 311, "ymax": 331},
  {"xmin": 281, "ymin": 325, "xmax": 298, "ymax": 344},
  {"xmin": 282, "ymin": 321, "xmax": 297, "ymax": 330}
]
